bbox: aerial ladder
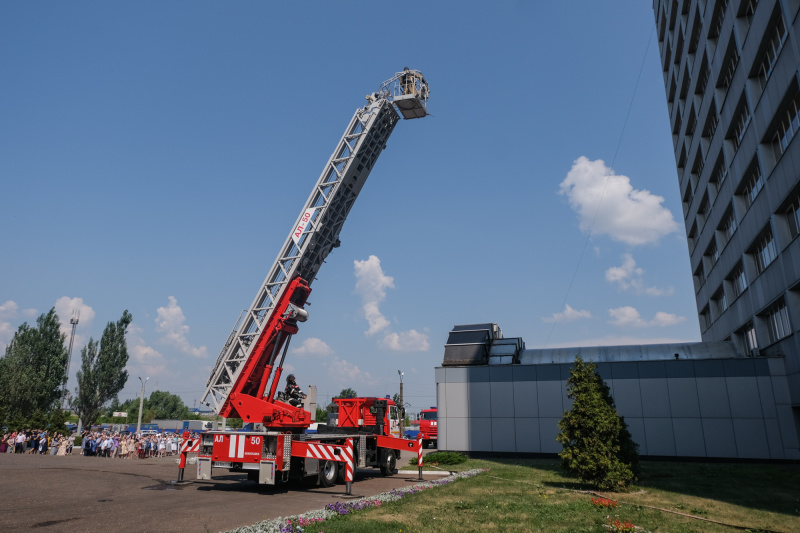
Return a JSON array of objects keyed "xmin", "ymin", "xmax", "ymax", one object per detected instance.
[{"xmin": 193, "ymin": 69, "xmax": 429, "ymax": 487}]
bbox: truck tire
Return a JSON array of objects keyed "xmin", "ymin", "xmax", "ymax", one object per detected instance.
[
  {"xmin": 380, "ymin": 451, "xmax": 396, "ymax": 476},
  {"xmin": 319, "ymin": 460, "xmax": 338, "ymax": 487}
]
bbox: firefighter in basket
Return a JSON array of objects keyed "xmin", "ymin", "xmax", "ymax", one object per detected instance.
[{"xmin": 284, "ymin": 374, "xmax": 307, "ymax": 407}]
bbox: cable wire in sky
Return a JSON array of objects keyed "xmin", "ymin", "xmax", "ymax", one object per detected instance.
[{"xmin": 543, "ymin": 24, "xmax": 656, "ymax": 348}]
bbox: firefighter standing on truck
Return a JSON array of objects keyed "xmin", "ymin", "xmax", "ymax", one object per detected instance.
[{"xmin": 285, "ymin": 374, "xmax": 306, "ymax": 406}]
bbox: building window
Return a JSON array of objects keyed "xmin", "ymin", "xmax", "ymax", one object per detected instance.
[
  {"xmin": 773, "ymin": 90, "xmax": 800, "ymax": 157},
  {"xmin": 755, "ymin": 13, "xmax": 787, "ymax": 90},
  {"xmin": 764, "ymin": 299, "xmax": 791, "ymax": 344},
  {"xmin": 710, "ymin": 152, "xmax": 727, "ymax": 192},
  {"xmin": 694, "ymin": 261, "xmax": 706, "ymax": 288},
  {"xmin": 692, "ymin": 150, "xmax": 704, "ymax": 179},
  {"xmin": 719, "ymin": 206, "xmax": 737, "ymax": 244},
  {"xmin": 686, "ymin": 106, "xmax": 697, "ymax": 136},
  {"xmin": 787, "ymin": 195, "xmax": 800, "ymax": 239},
  {"xmin": 705, "ymin": 238, "xmax": 720, "ymax": 267},
  {"xmin": 717, "ymin": 39, "xmax": 740, "ymax": 92},
  {"xmin": 730, "ymin": 97, "xmax": 751, "ymax": 151},
  {"xmin": 696, "ymin": 54, "xmax": 709, "ymax": 96},
  {"xmin": 697, "ymin": 193, "xmax": 710, "ymax": 228},
  {"xmin": 739, "ymin": 321, "xmax": 758, "ymax": 355},
  {"xmin": 700, "ymin": 305, "xmax": 712, "ymax": 330},
  {"xmin": 728, "ymin": 261, "xmax": 747, "ymax": 299},
  {"xmin": 713, "ymin": 286, "xmax": 729, "ymax": 316},
  {"xmin": 664, "ymin": 42, "xmax": 673, "ymax": 74},
  {"xmin": 740, "ymin": 0, "xmax": 758, "ymax": 22},
  {"xmin": 703, "ymin": 102, "xmax": 719, "ymax": 140},
  {"xmin": 740, "ymin": 163, "xmax": 764, "ymax": 210},
  {"xmin": 688, "ymin": 8, "xmax": 702, "ymax": 54},
  {"xmin": 751, "ymin": 228, "xmax": 778, "ymax": 275},
  {"xmin": 709, "ymin": 0, "xmax": 730, "ymax": 39}
]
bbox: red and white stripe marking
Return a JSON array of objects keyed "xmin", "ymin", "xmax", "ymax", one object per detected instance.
[
  {"xmin": 344, "ymin": 438, "xmax": 354, "ymax": 482},
  {"xmin": 304, "ymin": 442, "xmax": 343, "ymax": 461},
  {"xmin": 418, "ymin": 436, "xmax": 423, "ymax": 467},
  {"xmin": 181, "ymin": 439, "xmax": 200, "ymax": 453}
]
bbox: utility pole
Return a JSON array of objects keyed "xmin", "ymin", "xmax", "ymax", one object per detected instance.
[
  {"xmin": 137, "ymin": 376, "xmax": 149, "ymax": 434},
  {"xmin": 398, "ymin": 370, "xmax": 404, "ymax": 438},
  {"xmin": 62, "ymin": 310, "xmax": 80, "ymax": 410}
]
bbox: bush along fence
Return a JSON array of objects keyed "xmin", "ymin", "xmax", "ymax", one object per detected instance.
[{"xmin": 226, "ymin": 469, "xmax": 488, "ymax": 533}]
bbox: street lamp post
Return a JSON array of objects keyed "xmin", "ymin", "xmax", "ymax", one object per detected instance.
[
  {"xmin": 398, "ymin": 370, "xmax": 404, "ymax": 438},
  {"xmin": 137, "ymin": 377, "xmax": 149, "ymax": 434}
]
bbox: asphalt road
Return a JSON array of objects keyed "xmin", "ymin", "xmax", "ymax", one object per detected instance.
[{"xmin": 0, "ymin": 448, "xmax": 440, "ymax": 532}]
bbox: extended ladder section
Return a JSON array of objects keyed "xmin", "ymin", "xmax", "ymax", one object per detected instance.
[{"xmin": 202, "ymin": 69, "xmax": 429, "ymax": 417}]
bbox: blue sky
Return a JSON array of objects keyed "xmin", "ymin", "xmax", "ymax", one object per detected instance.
[{"xmin": 0, "ymin": 2, "xmax": 700, "ymax": 416}]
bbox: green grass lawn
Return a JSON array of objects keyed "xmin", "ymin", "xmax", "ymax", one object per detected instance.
[{"xmin": 294, "ymin": 458, "xmax": 799, "ymax": 533}]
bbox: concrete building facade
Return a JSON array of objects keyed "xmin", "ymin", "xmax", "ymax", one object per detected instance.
[
  {"xmin": 434, "ymin": 1, "xmax": 800, "ymax": 460},
  {"xmin": 654, "ymin": 0, "xmax": 800, "ymax": 442}
]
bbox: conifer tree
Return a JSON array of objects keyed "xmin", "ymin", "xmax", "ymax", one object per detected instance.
[{"xmin": 557, "ymin": 356, "xmax": 639, "ymax": 491}]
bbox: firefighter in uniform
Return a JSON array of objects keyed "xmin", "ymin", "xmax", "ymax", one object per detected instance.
[{"xmin": 285, "ymin": 374, "xmax": 307, "ymax": 407}]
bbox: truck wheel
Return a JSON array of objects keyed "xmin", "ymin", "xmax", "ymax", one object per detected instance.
[
  {"xmin": 422, "ymin": 439, "xmax": 429, "ymax": 449},
  {"xmin": 380, "ymin": 451, "xmax": 396, "ymax": 476},
  {"xmin": 319, "ymin": 460, "xmax": 338, "ymax": 487}
]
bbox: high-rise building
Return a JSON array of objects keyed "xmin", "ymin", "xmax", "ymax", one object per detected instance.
[{"xmin": 653, "ymin": 0, "xmax": 799, "ymax": 433}]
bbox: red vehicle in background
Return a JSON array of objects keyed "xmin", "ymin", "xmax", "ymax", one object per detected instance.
[{"xmin": 418, "ymin": 407, "xmax": 437, "ymax": 449}]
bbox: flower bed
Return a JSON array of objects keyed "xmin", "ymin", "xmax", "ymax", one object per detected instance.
[{"xmin": 227, "ymin": 469, "xmax": 488, "ymax": 533}]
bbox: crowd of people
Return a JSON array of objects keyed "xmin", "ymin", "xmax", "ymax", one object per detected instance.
[
  {"xmin": 0, "ymin": 430, "xmax": 74, "ymax": 455},
  {"xmin": 1, "ymin": 429, "xmax": 197, "ymax": 458}
]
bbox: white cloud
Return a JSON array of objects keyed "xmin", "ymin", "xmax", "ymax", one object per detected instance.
[
  {"xmin": 322, "ymin": 356, "xmax": 377, "ymax": 387},
  {"xmin": 354, "ymin": 255, "xmax": 394, "ymax": 336},
  {"xmin": 155, "ymin": 296, "xmax": 208, "ymax": 358},
  {"xmin": 605, "ymin": 253, "xmax": 674, "ymax": 296},
  {"xmin": 542, "ymin": 304, "xmax": 592, "ymax": 323},
  {"xmin": 608, "ymin": 306, "xmax": 686, "ymax": 328},
  {"xmin": 0, "ymin": 300, "xmax": 21, "ymax": 352},
  {"xmin": 652, "ymin": 311, "xmax": 687, "ymax": 327},
  {"xmin": 127, "ymin": 323, "xmax": 169, "ymax": 377},
  {"xmin": 560, "ymin": 156, "xmax": 679, "ymax": 245},
  {"xmin": 292, "ymin": 337, "xmax": 334, "ymax": 358},
  {"xmin": 380, "ymin": 330, "xmax": 430, "ymax": 351}
]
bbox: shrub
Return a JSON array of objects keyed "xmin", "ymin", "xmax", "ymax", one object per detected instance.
[
  {"xmin": 73, "ymin": 435, "xmax": 83, "ymax": 446},
  {"xmin": 409, "ymin": 451, "xmax": 467, "ymax": 466},
  {"xmin": 557, "ymin": 356, "xmax": 639, "ymax": 491}
]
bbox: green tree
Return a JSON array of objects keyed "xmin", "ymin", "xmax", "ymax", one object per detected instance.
[
  {"xmin": 74, "ymin": 310, "xmax": 132, "ymax": 428},
  {"xmin": 0, "ymin": 308, "xmax": 69, "ymax": 425},
  {"xmin": 146, "ymin": 390, "xmax": 191, "ymax": 420},
  {"xmin": 557, "ymin": 356, "xmax": 639, "ymax": 492},
  {"xmin": 335, "ymin": 388, "xmax": 358, "ymax": 399}
]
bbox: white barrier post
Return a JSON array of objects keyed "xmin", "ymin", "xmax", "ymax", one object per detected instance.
[
  {"xmin": 417, "ymin": 436, "xmax": 423, "ymax": 480},
  {"xmin": 345, "ymin": 438, "xmax": 354, "ymax": 495}
]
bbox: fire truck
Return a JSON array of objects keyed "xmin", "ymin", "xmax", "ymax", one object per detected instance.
[
  {"xmin": 195, "ymin": 69, "xmax": 430, "ymax": 487},
  {"xmin": 417, "ymin": 407, "xmax": 437, "ymax": 449}
]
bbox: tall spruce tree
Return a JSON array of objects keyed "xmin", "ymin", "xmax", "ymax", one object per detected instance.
[
  {"xmin": 75, "ymin": 310, "xmax": 132, "ymax": 428},
  {"xmin": 557, "ymin": 356, "xmax": 639, "ymax": 491},
  {"xmin": 0, "ymin": 308, "xmax": 68, "ymax": 425}
]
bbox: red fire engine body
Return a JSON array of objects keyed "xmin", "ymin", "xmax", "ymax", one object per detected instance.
[
  {"xmin": 417, "ymin": 407, "xmax": 438, "ymax": 449},
  {"xmin": 196, "ymin": 69, "xmax": 430, "ymax": 486}
]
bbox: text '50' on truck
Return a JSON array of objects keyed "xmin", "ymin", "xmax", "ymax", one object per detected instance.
[{"xmin": 195, "ymin": 69, "xmax": 429, "ymax": 487}]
